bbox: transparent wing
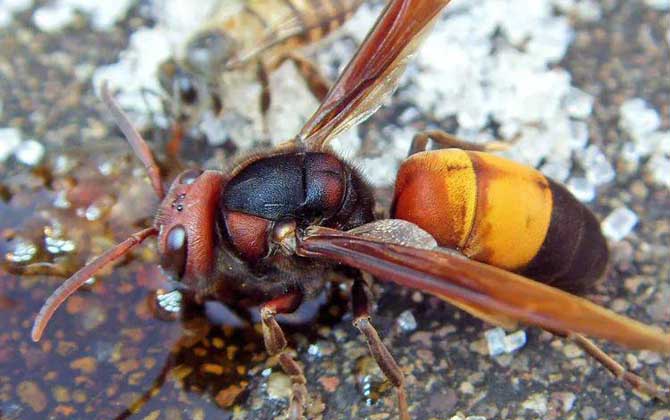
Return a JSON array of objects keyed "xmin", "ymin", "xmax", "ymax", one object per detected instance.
[
  {"xmin": 221, "ymin": 0, "xmax": 361, "ymax": 68},
  {"xmin": 297, "ymin": 224, "xmax": 670, "ymax": 353},
  {"xmin": 298, "ymin": 0, "xmax": 451, "ymax": 150}
]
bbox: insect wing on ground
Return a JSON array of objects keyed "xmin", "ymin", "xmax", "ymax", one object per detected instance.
[{"xmin": 297, "ymin": 224, "xmax": 670, "ymax": 353}]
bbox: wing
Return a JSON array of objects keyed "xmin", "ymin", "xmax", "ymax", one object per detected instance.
[
  {"xmin": 298, "ymin": 0, "xmax": 451, "ymax": 151},
  {"xmin": 297, "ymin": 224, "xmax": 670, "ymax": 353},
  {"xmin": 220, "ymin": 0, "xmax": 362, "ymax": 69}
]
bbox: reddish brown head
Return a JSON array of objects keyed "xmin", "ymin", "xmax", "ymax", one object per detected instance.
[
  {"xmin": 31, "ymin": 83, "xmax": 226, "ymax": 342},
  {"xmin": 155, "ymin": 169, "xmax": 224, "ymax": 283}
]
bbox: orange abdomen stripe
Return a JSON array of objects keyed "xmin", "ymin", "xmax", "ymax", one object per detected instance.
[
  {"xmin": 392, "ymin": 149, "xmax": 552, "ymax": 272},
  {"xmin": 392, "ymin": 149, "xmax": 476, "ymax": 250}
]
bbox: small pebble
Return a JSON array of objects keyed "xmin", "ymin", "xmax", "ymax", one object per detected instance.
[
  {"xmin": 485, "ymin": 327, "xmax": 506, "ymax": 356},
  {"xmin": 562, "ymin": 343, "xmax": 583, "ymax": 358},
  {"xmin": 17, "ymin": 381, "xmax": 47, "ymax": 413},
  {"xmin": 567, "ymin": 177, "xmax": 596, "ymax": 202},
  {"xmin": 267, "ymin": 372, "xmax": 291, "ymax": 400},
  {"xmin": 215, "ymin": 383, "xmax": 246, "ymax": 408},
  {"xmin": 201, "ymin": 363, "xmax": 224, "ymax": 375},
  {"xmin": 397, "ymin": 309, "xmax": 418, "ymax": 332},
  {"xmin": 552, "ymin": 392, "xmax": 576, "ymax": 413},
  {"xmin": 14, "ymin": 139, "xmax": 45, "ymax": 166},
  {"xmin": 0, "ymin": 127, "xmax": 21, "ymax": 162},
  {"xmin": 522, "ymin": 393, "xmax": 548, "ymax": 415},
  {"xmin": 318, "ymin": 376, "xmax": 340, "ymax": 393},
  {"xmin": 70, "ymin": 356, "xmax": 97, "ymax": 374},
  {"xmin": 602, "ymin": 207, "xmax": 639, "ymax": 241},
  {"xmin": 503, "ymin": 330, "xmax": 527, "ymax": 353}
]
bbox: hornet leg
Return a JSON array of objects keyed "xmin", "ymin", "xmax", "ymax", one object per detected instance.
[
  {"xmin": 260, "ymin": 292, "xmax": 308, "ymax": 420},
  {"xmin": 409, "ymin": 129, "xmax": 510, "ymax": 156},
  {"xmin": 352, "ymin": 275, "xmax": 410, "ymax": 420},
  {"xmin": 567, "ymin": 333, "xmax": 668, "ymax": 402}
]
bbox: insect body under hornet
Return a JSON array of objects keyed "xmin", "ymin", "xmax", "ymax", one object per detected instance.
[
  {"xmin": 31, "ymin": 0, "xmax": 670, "ymax": 419},
  {"xmin": 158, "ymin": 0, "xmax": 364, "ymax": 154}
]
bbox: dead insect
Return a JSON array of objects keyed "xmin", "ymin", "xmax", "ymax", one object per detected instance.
[
  {"xmin": 32, "ymin": 0, "xmax": 670, "ymax": 419},
  {"xmin": 158, "ymin": 0, "xmax": 363, "ymax": 150}
]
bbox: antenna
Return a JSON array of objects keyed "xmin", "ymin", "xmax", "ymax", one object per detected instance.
[
  {"xmin": 31, "ymin": 227, "xmax": 157, "ymax": 342},
  {"xmin": 101, "ymin": 82, "xmax": 165, "ymax": 199}
]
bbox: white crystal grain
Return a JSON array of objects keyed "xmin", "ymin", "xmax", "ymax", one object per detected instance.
[
  {"xmin": 644, "ymin": 0, "xmax": 670, "ymax": 11},
  {"xmin": 503, "ymin": 330, "xmax": 527, "ymax": 353},
  {"xmin": 397, "ymin": 310, "xmax": 418, "ymax": 332},
  {"xmin": 564, "ymin": 87, "xmax": 594, "ymax": 119},
  {"xmin": 648, "ymin": 155, "xmax": 670, "ymax": 188},
  {"xmin": 620, "ymin": 98, "xmax": 661, "ymax": 137},
  {"xmin": 156, "ymin": 289, "xmax": 182, "ymax": 313},
  {"xmin": 15, "ymin": 140, "xmax": 45, "ymax": 166},
  {"xmin": 485, "ymin": 327, "xmax": 506, "ymax": 357},
  {"xmin": 602, "ymin": 207, "xmax": 638, "ymax": 242},
  {"xmin": 0, "ymin": 128, "xmax": 21, "ymax": 162},
  {"xmin": 567, "ymin": 177, "xmax": 596, "ymax": 202}
]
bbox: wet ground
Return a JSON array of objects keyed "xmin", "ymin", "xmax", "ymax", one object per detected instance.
[{"xmin": 1, "ymin": 1, "xmax": 669, "ymax": 420}]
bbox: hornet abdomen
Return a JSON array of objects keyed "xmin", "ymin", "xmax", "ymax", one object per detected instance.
[{"xmin": 392, "ymin": 149, "xmax": 609, "ymax": 292}]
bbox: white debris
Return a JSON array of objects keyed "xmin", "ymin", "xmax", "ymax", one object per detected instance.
[
  {"xmin": 199, "ymin": 70, "xmax": 265, "ymax": 150},
  {"xmin": 33, "ymin": 4, "xmax": 76, "ymax": 32},
  {"xmin": 485, "ymin": 327, "xmax": 506, "ymax": 357},
  {"xmin": 573, "ymin": 0, "xmax": 603, "ymax": 22},
  {"xmin": 0, "ymin": 128, "xmax": 22, "ymax": 162},
  {"xmin": 267, "ymin": 61, "xmax": 321, "ymax": 145},
  {"xmin": 53, "ymin": 190, "xmax": 71, "ymax": 209},
  {"xmin": 88, "ymin": 0, "xmax": 617, "ymax": 195},
  {"xmin": 569, "ymin": 120, "xmax": 590, "ymax": 150},
  {"xmin": 397, "ymin": 310, "xmax": 418, "ymax": 332},
  {"xmin": 503, "ymin": 330, "xmax": 527, "ymax": 353},
  {"xmin": 92, "ymin": 28, "xmax": 174, "ymax": 122},
  {"xmin": 567, "ymin": 176, "xmax": 596, "ymax": 202},
  {"xmin": 14, "ymin": 139, "xmax": 45, "ymax": 166},
  {"xmin": 45, "ymin": 236, "xmax": 76, "ymax": 254},
  {"xmin": 618, "ymin": 98, "xmax": 669, "ymax": 190},
  {"xmin": 578, "ymin": 145, "xmax": 615, "ymax": 186},
  {"xmin": 307, "ymin": 344, "xmax": 321, "ymax": 357},
  {"xmin": 564, "ymin": 87, "xmax": 594, "ymax": 119},
  {"xmin": 0, "ymin": 0, "xmax": 32, "ymax": 27},
  {"xmin": 486, "ymin": 327, "xmax": 528, "ymax": 356},
  {"xmin": 644, "ymin": 0, "xmax": 670, "ymax": 11},
  {"xmin": 355, "ymin": 0, "xmax": 597, "ymax": 186},
  {"xmin": 620, "ymin": 98, "xmax": 661, "ymax": 138},
  {"xmin": 341, "ymin": 2, "xmax": 384, "ymax": 44},
  {"xmin": 602, "ymin": 207, "xmax": 639, "ymax": 242},
  {"xmin": 84, "ymin": 204, "xmax": 103, "ymax": 221},
  {"xmin": 156, "ymin": 289, "xmax": 182, "ymax": 314},
  {"xmin": 358, "ymin": 155, "xmax": 400, "ymax": 187},
  {"xmin": 91, "ymin": 0, "xmax": 220, "ymax": 121},
  {"xmin": 522, "ymin": 393, "xmax": 549, "ymax": 415},
  {"xmin": 541, "ymin": 161, "xmax": 571, "ymax": 182},
  {"xmin": 33, "ymin": 0, "xmax": 135, "ymax": 32},
  {"xmin": 648, "ymin": 154, "xmax": 670, "ymax": 188},
  {"xmin": 5, "ymin": 238, "xmax": 37, "ymax": 263}
]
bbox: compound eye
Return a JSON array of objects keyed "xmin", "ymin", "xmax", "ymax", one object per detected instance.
[
  {"xmin": 178, "ymin": 169, "xmax": 203, "ymax": 185},
  {"xmin": 176, "ymin": 76, "xmax": 198, "ymax": 104},
  {"xmin": 161, "ymin": 225, "xmax": 187, "ymax": 279}
]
